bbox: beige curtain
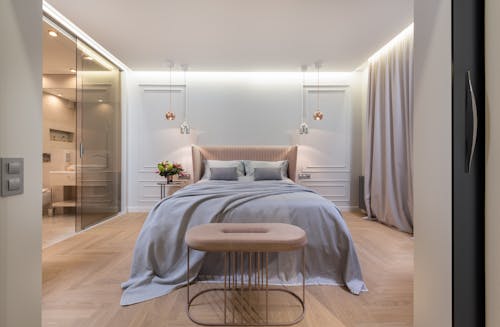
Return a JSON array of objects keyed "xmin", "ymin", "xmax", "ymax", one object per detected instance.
[{"xmin": 364, "ymin": 28, "xmax": 414, "ymax": 233}]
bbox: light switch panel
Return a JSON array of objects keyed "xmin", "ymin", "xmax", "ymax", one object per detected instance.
[
  {"xmin": 8, "ymin": 162, "xmax": 21, "ymax": 174},
  {"xmin": 8, "ymin": 178, "xmax": 21, "ymax": 191},
  {"xmin": 1, "ymin": 158, "xmax": 24, "ymax": 197}
]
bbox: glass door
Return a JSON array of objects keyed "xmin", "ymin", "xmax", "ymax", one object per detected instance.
[{"xmin": 76, "ymin": 40, "xmax": 121, "ymax": 230}]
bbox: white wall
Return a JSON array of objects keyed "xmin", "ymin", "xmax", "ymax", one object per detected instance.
[
  {"xmin": 126, "ymin": 71, "xmax": 364, "ymax": 211},
  {"xmin": 0, "ymin": 0, "xmax": 42, "ymax": 326},
  {"xmin": 413, "ymin": 0, "xmax": 452, "ymax": 326},
  {"xmin": 485, "ymin": 1, "xmax": 500, "ymax": 325}
]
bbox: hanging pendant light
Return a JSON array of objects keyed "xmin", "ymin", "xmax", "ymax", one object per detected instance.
[
  {"xmin": 299, "ymin": 64, "xmax": 309, "ymax": 135},
  {"xmin": 180, "ymin": 64, "xmax": 191, "ymax": 134},
  {"xmin": 313, "ymin": 61, "xmax": 324, "ymax": 121},
  {"xmin": 165, "ymin": 112, "xmax": 176, "ymax": 120},
  {"xmin": 165, "ymin": 61, "xmax": 176, "ymax": 121},
  {"xmin": 313, "ymin": 111, "xmax": 324, "ymax": 120}
]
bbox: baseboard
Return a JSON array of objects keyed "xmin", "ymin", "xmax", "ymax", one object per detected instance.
[
  {"xmin": 128, "ymin": 206, "xmax": 151, "ymax": 213},
  {"xmin": 337, "ymin": 206, "xmax": 363, "ymax": 212}
]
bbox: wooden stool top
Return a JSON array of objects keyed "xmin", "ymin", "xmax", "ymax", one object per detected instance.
[{"xmin": 185, "ymin": 223, "xmax": 307, "ymax": 252}]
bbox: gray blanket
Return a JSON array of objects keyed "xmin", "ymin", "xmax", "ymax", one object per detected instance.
[{"xmin": 121, "ymin": 180, "xmax": 366, "ymax": 306}]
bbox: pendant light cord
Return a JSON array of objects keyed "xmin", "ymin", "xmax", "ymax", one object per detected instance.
[
  {"xmin": 301, "ymin": 65, "xmax": 307, "ymax": 123},
  {"xmin": 302, "ymin": 69, "xmax": 306, "ymax": 123},
  {"xmin": 317, "ymin": 63, "xmax": 320, "ymax": 111},
  {"xmin": 183, "ymin": 66, "xmax": 188, "ymax": 122},
  {"xmin": 169, "ymin": 63, "xmax": 173, "ymax": 111}
]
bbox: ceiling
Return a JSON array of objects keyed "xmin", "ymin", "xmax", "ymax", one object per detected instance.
[
  {"xmin": 43, "ymin": 21, "xmax": 113, "ymax": 74},
  {"xmin": 43, "ymin": 21, "xmax": 77, "ymax": 75},
  {"xmin": 43, "ymin": 20, "xmax": 115, "ymax": 102},
  {"xmin": 46, "ymin": 0, "xmax": 413, "ymax": 72}
]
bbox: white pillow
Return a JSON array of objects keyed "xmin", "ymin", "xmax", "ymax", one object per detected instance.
[
  {"xmin": 244, "ymin": 160, "xmax": 289, "ymax": 179},
  {"xmin": 202, "ymin": 160, "xmax": 245, "ymax": 180}
]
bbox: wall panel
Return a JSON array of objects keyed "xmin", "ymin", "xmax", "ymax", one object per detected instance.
[{"xmin": 126, "ymin": 72, "xmax": 363, "ymax": 211}]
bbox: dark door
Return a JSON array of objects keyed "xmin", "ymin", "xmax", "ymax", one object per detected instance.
[{"xmin": 452, "ymin": 0, "xmax": 485, "ymax": 326}]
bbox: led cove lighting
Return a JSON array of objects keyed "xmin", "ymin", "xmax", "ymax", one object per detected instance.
[
  {"xmin": 368, "ymin": 23, "xmax": 414, "ymax": 63},
  {"xmin": 43, "ymin": 1, "xmax": 130, "ymax": 71},
  {"xmin": 77, "ymin": 42, "xmax": 116, "ymax": 71}
]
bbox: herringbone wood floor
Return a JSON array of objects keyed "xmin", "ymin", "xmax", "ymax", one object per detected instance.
[{"xmin": 42, "ymin": 211, "xmax": 413, "ymax": 327}]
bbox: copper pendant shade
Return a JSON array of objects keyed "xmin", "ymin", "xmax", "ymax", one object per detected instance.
[
  {"xmin": 313, "ymin": 110, "xmax": 324, "ymax": 121},
  {"xmin": 165, "ymin": 61, "xmax": 175, "ymax": 121},
  {"xmin": 165, "ymin": 111, "xmax": 175, "ymax": 120}
]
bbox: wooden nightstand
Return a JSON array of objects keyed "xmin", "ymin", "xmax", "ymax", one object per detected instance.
[{"xmin": 157, "ymin": 180, "xmax": 189, "ymax": 199}]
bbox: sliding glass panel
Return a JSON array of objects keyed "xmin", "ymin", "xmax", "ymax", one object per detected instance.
[
  {"xmin": 42, "ymin": 17, "xmax": 78, "ymax": 244},
  {"xmin": 76, "ymin": 40, "xmax": 121, "ymax": 230}
]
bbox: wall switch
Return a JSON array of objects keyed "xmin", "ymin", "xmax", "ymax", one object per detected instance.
[
  {"xmin": 1, "ymin": 158, "xmax": 24, "ymax": 197},
  {"xmin": 8, "ymin": 178, "xmax": 21, "ymax": 191},
  {"xmin": 7, "ymin": 162, "xmax": 21, "ymax": 174},
  {"xmin": 298, "ymin": 173, "xmax": 311, "ymax": 180}
]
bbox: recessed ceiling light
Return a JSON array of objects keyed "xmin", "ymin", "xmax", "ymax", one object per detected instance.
[
  {"xmin": 48, "ymin": 30, "xmax": 58, "ymax": 37},
  {"xmin": 57, "ymin": 93, "xmax": 62, "ymax": 97},
  {"xmin": 69, "ymin": 68, "xmax": 76, "ymax": 73},
  {"xmin": 98, "ymin": 99, "xmax": 103, "ymax": 103},
  {"xmin": 83, "ymin": 55, "xmax": 94, "ymax": 61}
]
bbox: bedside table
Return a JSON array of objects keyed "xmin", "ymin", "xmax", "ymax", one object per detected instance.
[{"xmin": 157, "ymin": 181, "xmax": 188, "ymax": 199}]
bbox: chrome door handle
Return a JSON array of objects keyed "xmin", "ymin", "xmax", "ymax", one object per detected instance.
[
  {"xmin": 466, "ymin": 70, "xmax": 478, "ymax": 173},
  {"xmin": 80, "ymin": 143, "xmax": 84, "ymax": 158}
]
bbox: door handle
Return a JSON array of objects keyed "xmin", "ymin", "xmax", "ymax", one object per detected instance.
[
  {"xmin": 80, "ymin": 143, "xmax": 84, "ymax": 158},
  {"xmin": 466, "ymin": 70, "xmax": 478, "ymax": 173}
]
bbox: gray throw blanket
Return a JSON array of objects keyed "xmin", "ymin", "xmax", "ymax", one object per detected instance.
[{"xmin": 121, "ymin": 180, "xmax": 366, "ymax": 305}]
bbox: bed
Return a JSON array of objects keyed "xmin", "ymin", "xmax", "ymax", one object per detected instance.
[{"xmin": 120, "ymin": 145, "xmax": 365, "ymax": 306}]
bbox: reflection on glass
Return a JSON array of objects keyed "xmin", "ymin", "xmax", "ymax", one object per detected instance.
[
  {"xmin": 42, "ymin": 18, "xmax": 78, "ymax": 247},
  {"xmin": 76, "ymin": 39, "xmax": 121, "ymax": 230}
]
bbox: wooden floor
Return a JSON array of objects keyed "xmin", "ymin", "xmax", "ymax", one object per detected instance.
[
  {"xmin": 42, "ymin": 211, "xmax": 413, "ymax": 327},
  {"xmin": 42, "ymin": 214, "xmax": 76, "ymax": 249}
]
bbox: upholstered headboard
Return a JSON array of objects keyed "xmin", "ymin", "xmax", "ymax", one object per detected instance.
[{"xmin": 191, "ymin": 145, "xmax": 298, "ymax": 183}]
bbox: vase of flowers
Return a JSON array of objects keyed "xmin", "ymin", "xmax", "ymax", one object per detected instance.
[{"xmin": 157, "ymin": 161, "xmax": 184, "ymax": 184}]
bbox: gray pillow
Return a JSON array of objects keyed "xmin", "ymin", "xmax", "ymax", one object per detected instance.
[
  {"xmin": 209, "ymin": 167, "xmax": 238, "ymax": 181},
  {"xmin": 202, "ymin": 160, "xmax": 245, "ymax": 179},
  {"xmin": 244, "ymin": 160, "xmax": 288, "ymax": 178},
  {"xmin": 254, "ymin": 167, "xmax": 283, "ymax": 181}
]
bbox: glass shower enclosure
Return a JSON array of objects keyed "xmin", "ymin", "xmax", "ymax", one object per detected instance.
[
  {"xmin": 43, "ymin": 15, "xmax": 121, "ymax": 239},
  {"xmin": 76, "ymin": 40, "xmax": 122, "ymax": 230}
]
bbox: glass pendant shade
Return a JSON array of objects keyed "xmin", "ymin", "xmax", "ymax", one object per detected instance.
[
  {"xmin": 180, "ymin": 121, "xmax": 190, "ymax": 134},
  {"xmin": 165, "ymin": 111, "xmax": 175, "ymax": 120},
  {"xmin": 299, "ymin": 122, "xmax": 309, "ymax": 135},
  {"xmin": 313, "ymin": 110, "xmax": 324, "ymax": 120}
]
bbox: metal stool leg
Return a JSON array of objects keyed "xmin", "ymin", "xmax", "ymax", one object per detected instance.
[{"xmin": 186, "ymin": 246, "xmax": 190, "ymax": 310}]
